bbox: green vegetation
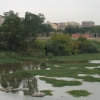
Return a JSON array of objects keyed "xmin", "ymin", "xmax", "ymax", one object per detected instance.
[
  {"xmin": 79, "ymin": 75, "xmax": 100, "ymax": 82},
  {"xmin": 0, "ymin": 10, "xmax": 45, "ymax": 53},
  {"xmin": 39, "ymin": 77, "xmax": 82, "ymax": 87},
  {"xmin": 0, "ymin": 10, "xmax": 100, "ymax": 98},
  {"xmin": 64, "ymin": 25, "xmax": 100, "ymax": 36},
  {"xmin": 0, "ymin": 58, "xmax": 20, "ymax": 64},
  {"xmin": 0, "ymin": 52, "xmax": 100, "ymax": 83},
  {"xmin": 0, "ymin": 11, "xmax": 100, "ymax": 57},
  {"xmin": 67, "ymin": 90, "xmax": 91, "ymax": 97},
  {"xmin": 40, "ymin": 90, "xmax": 53, "ymax": 96}
]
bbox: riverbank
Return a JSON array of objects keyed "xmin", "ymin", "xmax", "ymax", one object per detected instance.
[
  {"xmin": 0, "ymin": 52, "xmax": 100, "ymax": 81},
  {"xmin": 0, "ymin": 52, "xmax": 100, "ymax": 63}
]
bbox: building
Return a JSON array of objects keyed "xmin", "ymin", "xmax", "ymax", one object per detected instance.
[
  {"xmin": 59, "ymin": 23, "xmax": 66, "ymax": 30},
  {"xmin": 65, "ymin": 22, "xmax": 80, "ymax": 27},
  {"xmin": 0, "ymin": 15, "xmax": 5, "ymax": 26},
  {"xmin": 50, "ymin": 23, "xmax": 59, "ymax": 30},
  {"xmin": 46, "ymin": 21, "xmax": 80, "ymax": 30},
  {"xmin": 46, "ymin": 21, "xmax": 59, "ymax": 30},
  {"xmin": 72, "ymin": 33, "xmax": 90, "ymax": 38},
  {"xmin": 82, "ymin": 21, "xmax": 95, "ymax": 27}
]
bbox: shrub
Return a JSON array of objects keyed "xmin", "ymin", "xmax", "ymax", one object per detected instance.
[
  {"xmin": 48, "ymin": 53, "xmax": 53, "ymax": 59},
  {"xmin": 0, "ymin": 52, "xmax": 6, "ymax": 58},
  {"xmin": 45, "ymin": 33, "xmax": 73, "ymax": 56}
]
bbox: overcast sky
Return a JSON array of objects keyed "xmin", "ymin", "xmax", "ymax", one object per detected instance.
[{"xmin": 0, "ymin": 0, "xmax": 100, "ymax": 25}]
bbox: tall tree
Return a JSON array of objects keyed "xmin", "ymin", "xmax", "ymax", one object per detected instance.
[
  {"xmin": 23, "ymin": 12, "xmax": 44, "ymax": 52},
  {"xmin": 0, "ymin": 10, "xmax": 22, "ymax": 51}
]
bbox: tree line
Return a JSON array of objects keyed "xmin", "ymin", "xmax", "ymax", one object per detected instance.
[
  {"xmin": 0, "ymin": 10, "xmax": 100, "ymax": 57},
  {"xmin": 63, "ymin": 25, "xmax": 100, "ymax": 37}
]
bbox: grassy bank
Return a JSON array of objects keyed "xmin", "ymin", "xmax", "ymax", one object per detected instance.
[{"xmin": 0, "ymin": 52, "xmax": 100, "ymax": 63}]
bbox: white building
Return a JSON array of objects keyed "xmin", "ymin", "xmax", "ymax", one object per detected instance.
[{"xmin": 0, "ymin": 15, "xmax": 5, "ymax": 26}]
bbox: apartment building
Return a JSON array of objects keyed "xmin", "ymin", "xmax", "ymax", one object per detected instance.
[
  {"xmin": 65, "ymin": 22, "xmax": 80, "ymax": 26},
  {"xmin": 46, "ymin": 21, "xmax": 59, "ymax": 30},
  {"xmin": 46, "ymin": 21, "xmax": 80, "ymax": 30},
  {"xmin": 82, "ymin": 21, "xmax": 95, "ymax": 27}
]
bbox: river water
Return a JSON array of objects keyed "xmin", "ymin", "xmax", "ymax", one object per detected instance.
[{"xmin": 0, "ymin": 60, "xmax": 100, "ymax": 100}]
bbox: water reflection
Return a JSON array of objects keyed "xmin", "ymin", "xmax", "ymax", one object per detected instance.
[
  {"xmin": 0, "ymin": 62, "xmax": 40, "ymax": 74},
  {"xmin": 0, "ymin": 60, "xmax": 89, "ymax": 74},
  {"xmin": 49, "ymin": 60, "xmax": 88, "ymax": 64},
  {"xmin": 0, "ymin": 76, "xmax": 38, "ymax": 95}
]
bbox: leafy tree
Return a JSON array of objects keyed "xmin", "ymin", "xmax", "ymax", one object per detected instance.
[
  {"xmin": 64, "ymin": 26, "xmax": 75, "ymax": 34},
  {"xmin": 45, "ymin": 33, "xmax": 73, "ymax": 56},
  {"xmin": 39, "ymin": 24, "xmax": 53, "ymax": 36},
  {"xmin": 0, "ymin": 10, "xmax": 22, "ymax": 51},
  {"xmin": 72, "ymin": 40, "xmax": 79, "ymax": 54},
  {"xmin": 38, "ymin": 13, "xmax": 45, "ymax": 23},
  {"xmin": 23, "ymin": 12, "xmax": 44, "ymax": 52},
  {"xmin": 77, "ymin": 36, "xmax": 98, "ymax": 53}
]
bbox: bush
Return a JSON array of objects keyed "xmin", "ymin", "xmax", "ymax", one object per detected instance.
[
  {"xmin": 5, "ymin": 52, "xmax": 19, "ymax": 59},
  {"xmin": 32, "ymin": 50, "xmax": 45, "ymax": 58},
  {"xmin": 48, "ymin": 53, "xmax": 53, "ymax": 59},
  {"xmin": 0, "ymin": 52, "xmax": 6, "ymax": 58},
  {"xmin": 45, "ymin": 33, "xmax": 73, "ymax": 56}
]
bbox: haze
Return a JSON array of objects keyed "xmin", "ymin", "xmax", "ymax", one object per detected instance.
[{"xmin": 0, "ymin": 0, "xmax": 100, "ymax": 25}]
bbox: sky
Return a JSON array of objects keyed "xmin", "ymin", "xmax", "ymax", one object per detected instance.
[{"xmin": 0, "ymin": 0, "xmax": 100, "ymax": 25}]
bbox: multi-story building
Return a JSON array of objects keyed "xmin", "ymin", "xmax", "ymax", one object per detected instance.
[
  {"xmin": 46, "ymin": 21, "xmax": 80, "ymax": 30},
  {"xmin": 46, "ymin": 21, "xmax": 59, "ymax": 30},
  {"xmin": 82, "ymin": 21, "xmax": 95, "ymax": 27},
  {"xmin": 65, "ymin": 22, "xmax": 80, "ymax": 26},
  {"xmin": 0, "ymin": 15, "xmax": 5, "ymax": 26}
]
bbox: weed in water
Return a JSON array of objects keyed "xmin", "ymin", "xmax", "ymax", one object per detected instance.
[{"xmin": 67, "ymin": 90, "xmax": 91, "ymax": 97}]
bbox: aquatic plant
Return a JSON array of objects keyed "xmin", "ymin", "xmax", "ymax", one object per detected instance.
[
  {"xmin": 67, "ymin": 90, "xmax": 91, "ymax": 97},
  {"xmin": 39, "ymin": 77, "xmax": 82, "ymax": 87},
  {"xmin": 40, "ymin": 90, "xmax": 53, "ymax": 96}
]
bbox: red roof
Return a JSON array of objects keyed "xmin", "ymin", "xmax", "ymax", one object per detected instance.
[{"xmin": 72, "ymin": 34, "xmax": 90, "ymax": 38}]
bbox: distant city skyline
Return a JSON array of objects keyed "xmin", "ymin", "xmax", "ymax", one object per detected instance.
[{"xmin": 0, "ymin": 0, "xmax": 100, "ymax": 25}]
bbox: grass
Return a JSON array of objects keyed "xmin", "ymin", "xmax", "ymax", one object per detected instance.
[
  {"xmin": 39, "ymin": 77, "xmax": 82, "ymax": 87},
  {"xmin": 0, "ymin": 52, "xmax": 100, "ymax": 83},
  {"xmin": 40, "ymin": 90, "xmax": 53, "ymax": 96},
  {"xmin": 78, "ymin": 75, "xmax": 100, "ymax": 82},
  {"xmin": 0, "ymin": 58, "xmax": 21, "ymax": 64},
  {"xmin": 0, "ymin": 52, "xmax": 100, "ymax": 63},
  {"xmin": 50, "ymin": 53, "xmax": 100, "ymax": 61},
  {"xmin": 67, "ymin": 90, "xmax": 91, "ymax": 97}
]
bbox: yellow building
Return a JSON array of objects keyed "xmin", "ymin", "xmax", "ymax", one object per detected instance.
[{"xmin": 65, "ymin": 22, "xmax": 80, "ymax": 26}]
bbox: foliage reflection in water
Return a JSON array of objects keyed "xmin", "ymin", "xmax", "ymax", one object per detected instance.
[{"xmin": 0, "ymin": 75, "xmax": 38, "ymax": 95}]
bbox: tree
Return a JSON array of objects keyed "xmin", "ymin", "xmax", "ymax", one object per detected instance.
[
  {"xmin": 77, "ymin": 36, "xmax": 97, "ymax": 53},
  {"xmin": 45, "ymin": 33, "xmax": 73, "ymax": 56},
  {"xmin": 23, "ymin": 12, "xmax": 43, "ymax": 52},
  {"xmin": 0, "ymin": 10, "xmax": 22, "ymax": 51},
  {"xmin": 39, "ymin": 24, "xmax": 53, "ymax": 36},
  {"xmin": 38, "ymin": 13, "xmax": 45, "ymax": 23}
]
